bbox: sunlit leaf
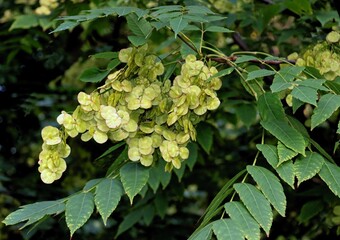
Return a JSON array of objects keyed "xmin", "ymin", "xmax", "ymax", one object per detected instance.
[
  {"xmin": 257, "ymin": 92, "xmax": 286, "ymax": 122},
  {"xmin": 256, "ymin": 144, "xmax": 295, "ymax": 189},
  {"xmin": 294, "ymin": 151, "xmax": 324, "ymax": 186},
  {"xmin": 224, "ymin": 201, "xmax": 260, "ymax": 240},
  {"xmin": 205, "ymin": 26, "xmax": 233, "ymax": 33},
  {"xmin": 50, "ymin": 21, "xmax": 79, "ymax": 33},
  {"xmin": 277, "ymin": 141, "xmax": 298, "ymax": 166},
  {"xmin": 247, "ymin": 166, "xmax": 286, "ymax": 216},
  {"xmin": 212, "ymin": 219, "xmax": 243, "ymax": 240},
  {"xmin": 270, "ymin": 66, "xmax": 304, "ymax": 92},
  {"xmin": 311, "ymin": 94, "xmax": 340, "ymax": 129},
  {"xmin": 261, "ymin": 120, "xmax": 305, "ymax": 155},
  {"xmin": 120, "ymin": 162, "xmax": 149, "ymax": 204},
  {"xmin": 234, "ymin": 183, "xmax": 273, "ymax": 236},
  {"xmin": 170, "ymin": 15, "xmax": 188, "ymax": 37},
  {"xmin": 319, "ymin": 161, "xmax": 340, "ymax": 198},
  {"xmin": 246, "ymin": 69, "xmax": 275, "ymax": 81},
  {"xmin": 95, "ymin": 178, "xmax": 123, "ymax": 225},
  {"xmin": 2, "ymin": 201, "xmax": 65, "ymax": 227},
  {"xmin": 188, "ymin": 223, "xmax": 213, "ymax": 240},
  {"xmin": 10, "ymin": 15, "xmax": 39, "ymax": 31},
  {"xmin": 66, "ymin": 192, "xmax": 94, "ymax": 236}
]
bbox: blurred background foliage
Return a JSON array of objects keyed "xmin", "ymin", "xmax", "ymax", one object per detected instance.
[{"xmin": 0, "ymin": 0, "xmax": 339, "ymax": 239}]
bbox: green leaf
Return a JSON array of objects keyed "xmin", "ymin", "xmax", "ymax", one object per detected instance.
[
  {"xmin": 296, "ymin": 79, "xmax": 327, "ymax": 90},
  {"xmin": 196, "ymin": 122, "xmax": 213, "ymax": 154},
  {"xmin": 277, "ymin": 141, "xmax": 298, "ymax": 166},
  {"xmin": 128, "ymin": 35, "xmax": 148, "ymax": 46},
  {"xmin": 235, "ymin": 55, "xmax": 258, "ymax": 64},
  {"xmin": 286, "ymin": 115, "xmax": 310, "ymax": 147},
  {"xmin": 151, "ymin": 5, "xmax": 182, "ymax": 16},
  {"xmin": 83, "ymin": 178, "xmax": 102, "ymax": 191},
  {"xmin": 142, "ymin": 204, "xmax": 155, "ymax": 226},
  {"xmin": 298, "ymin": 200, "xmax": 324, "ymax": 223},
  {"xmin": 174, "ymin": 164, "xmax": 186, "ymax": 182},
  {"xmin": 257, "ymin": 92, "xmax": 286, "ymax": 122},
  {"xmin": 224, "ymin": 202, "xmax": 260, "ymax": 240},
  {"xmin": 154, "ymin": 193, "xmax": 168, "ymax": 219},
  {"xmin": 205, "ymin": 26, "xmax": 233, "ymax": 33},
  {"xmin": 50, "ymin": 21, "xmax": 79, "ymax": 33},
  {"xmin": 186, "ymin": 142, "xmax": 198, "ymax": 171},
  {"xmin": 283, "ymin": 0, "xmax": 313, "ymax": 16},
  {"xmin": 338, "ymin": 121, "xmax": 340, "ymax": 134},
  {"xmin": 120, "ymin": 162, "xmax": 150, "ymax": 204},
  {"xmin": 325, "ymin": 80, "xmax": 340, "ymax": 95},
  {"xmin": 170, "ymin": 15, "xmax": 188, "ymax": 37},
  {"xmin": 246, "ymin": 69, "xmax": 275, "ymax": 81},
  {"xmin": 91, "ymin": 51, "xmax": 118, "ymax": 59},
  {"xmin": 212, "ymin": 219, "xmax": 244, "ymax": 240},
  {"xmin": 79, "ymin": 67, "xmax": 110, "ymax": 83},
  {"xmin": 106, "ymin": 146, "xmax": 129, "ymax": 177},
  {"xmin": 256, "ymin": 144, "xmax": 295, "ymax": 188},
  {"xmin": 114, "ymin": 6, "xmax": 140, "ymax": 17},
  {"xmin": 187, "ymin": 5, "xmax": 215, "ymax": 15},
  {"xmin": 95, "ymin": 142, "xmax": 125, "ymax": 161},
  {"xmin": 10, "ymin": 15, "xmax": 39, "ymax": 31},
  {"xmin": 234, "ymin": 183, "xmax": 273, "ymax": 236},
  {"xmin": 294, "ymin": 151, "xmax": 324, "ymax": 186},
  {"xmin": 189, "ymin": 223, "xmax": 213, "ymax": 240},
  {"xmin": 126, "ymin": 13, "xmax": 153, "ymax": 38},
  {"xmin": 198, "ymin": 170, "xmax": 246, "ymax": 232},
  {"xmin": 95, "ymin": 178, "xmax": 123, "ymax": 225},
  {"xmin": 319, "ymin": 161, "xmax": 340, "ymax": 198},
  {"xmin": 247, "ymin": 166, "xmax": 286, "ymax": 217},
  {"xmin": 116, "ymin": 207, "xmax": 144, "ymax": 237},
  {"xmin": 66, "ymin": 192, "xmax": 94, "ymax": 236},
  {"xmin": 208, "ymin": 67, "xmax": 234, "ymax": 81},
  {"xmin": 261, "ymin": 120, "xmax": 305, "ymax": 155},
  {"xmin": 2, "ymin": 201, "xmax": 65, "ymax": 227},
  {"xmin": 291, "ymin": 86, "xmax": 318, "ymax": 106},
  {"xmin": 311, "ymin": 94, "xmax": 340, "ymax": 129},
  {"xmin": 107, "ymin": 59, "xmax": 120, "ymax": 70},
  {"xmin": 316, "ymin": 10, "xmax": 339, "ymax": 26},
  {"xmin": 235, "ymin": 103, "xmax": 257, "ymax": 128},
  {"xmin": 270, "ymin": 66, "xmax": 304, "ymax": 92}
]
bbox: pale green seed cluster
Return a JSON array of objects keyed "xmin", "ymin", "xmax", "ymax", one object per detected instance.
[
  {"xmin": 38, "ymin": 45, "xmax": 222, "ymax": 183},
  {"xmin": 294, "ymin": 31, "xmax": 340, "ymax": 81},
  {"xmin": 38, "ymin": 126, "xmax": 69, "ymax": 184}
]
